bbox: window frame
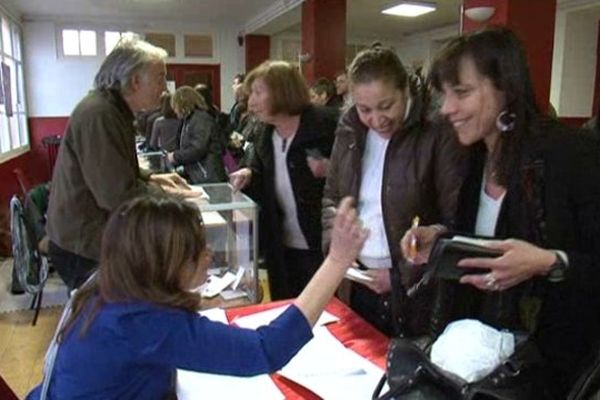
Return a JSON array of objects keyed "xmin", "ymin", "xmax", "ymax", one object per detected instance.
[{"xmin": 0, "ymin": 11, "xmax": 29, "ymax": 164}]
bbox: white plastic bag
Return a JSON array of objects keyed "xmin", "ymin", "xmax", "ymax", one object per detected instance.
[{"xmin": 430, "ymin": 319, "xmax": 515, "ymax": 383}]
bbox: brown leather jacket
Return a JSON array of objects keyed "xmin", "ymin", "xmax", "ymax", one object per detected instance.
[
  {"xmin": 47, "ymin": 89, "xmax": 154, "ymax": 261},
  {"xmin": 322, "ymin": 95, "xmax": 466, "ymax": 335}
]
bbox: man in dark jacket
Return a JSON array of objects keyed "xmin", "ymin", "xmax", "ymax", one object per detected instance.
[{"xmin": 47, "ymin": 36, "xmax": 196, "ymax": 291}]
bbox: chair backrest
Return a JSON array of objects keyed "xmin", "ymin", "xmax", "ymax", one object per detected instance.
[
  {"xmin": 10, "ymin": 195, "xmax": 48, "ymax": 294},
  {"xmin": 12, "ymin": 168, "xmax": 33, "ymax": 198}
]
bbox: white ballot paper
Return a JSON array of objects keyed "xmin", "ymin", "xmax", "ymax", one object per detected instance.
[
  {"xmin": 177, "ymin": 369, "xmax": 284, "ymax": 400},
  {"xmin": 231, "ymin": 305, "xmax": 339, "ymax": 330},
  {"xmin": 278, "ymin": 327, "xmax": 387, "ymax": 400}
]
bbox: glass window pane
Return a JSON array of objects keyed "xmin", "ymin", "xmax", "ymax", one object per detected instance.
[
  {"xmin": 0, "ymin": 114, "xmax": 10, "ymax": 152},
  {"xmin": 16, "ymin": 64, "xmax": 25, "ymax": 112},
  {"xmin": 63, "ymin": 29, "xmax": 80, "ymax": 55},
  {"xmin": 11, "ymin": 24, "xmax": 21, "ymax": 61},
  {"xmin": 2, "ymin": 18, "xmax": 11, "ymax": 56},
  {"xmin": 80, "ymin": 30, "xmax": 97, "ymax": 56},
  {"xmin": 6, "ymin": 58, "xmax": 17, "ymax": 114},
  {"xmin": 105, "ymin": 31, "xmax": 121, "ymax": 55},
  {"xmin": 9, "ymin": 114, "xmax": 18, "ymax": 148},
  {"xmin": 19, "ymin": 113, "xmax": 28, "ymax": 146}
]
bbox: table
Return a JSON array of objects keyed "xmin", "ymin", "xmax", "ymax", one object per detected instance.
[{"xmin": 226, "ymin": 297, "xmax": 390, "ymax": 399}]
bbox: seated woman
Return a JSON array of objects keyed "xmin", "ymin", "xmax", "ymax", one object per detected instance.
[
  {"xmin": 402, "ymin": 27, "xmax": 600, "ymax": 398},
  {"xmin": 167, "ymin": 86, "xmax": 227, "ymax": 184},
  {"xmin": 26, "ymin": 194, "xmax": 367, "ymax": 400}
]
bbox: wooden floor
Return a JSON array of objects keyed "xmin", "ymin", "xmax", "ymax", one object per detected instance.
[{"xmin": 0, "ymin": 307, "xmax": 62, "ymax": 398}]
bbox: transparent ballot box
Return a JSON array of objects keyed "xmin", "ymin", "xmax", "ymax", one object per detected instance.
[
  {"xmin": 187, "ymin": 183, "xmax": 259, "ymax": 309},
  {"xmin": 137, "ymin": 151, "xmax": 171, "ymax": 173}
]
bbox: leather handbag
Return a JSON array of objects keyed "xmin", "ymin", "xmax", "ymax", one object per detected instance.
[{"xmin": 372, "ymin": 335, "xmax": 543, "ymax": 400}]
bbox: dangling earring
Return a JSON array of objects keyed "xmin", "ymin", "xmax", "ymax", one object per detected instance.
[{"xmin": 496, "ymin": 110, "xmax": 516, "ymax": 132}]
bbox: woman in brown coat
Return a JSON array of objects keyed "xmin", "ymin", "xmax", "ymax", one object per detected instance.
[{"xmin": 322, "ymin": 45, "xmax": 465, "ymax": 336}]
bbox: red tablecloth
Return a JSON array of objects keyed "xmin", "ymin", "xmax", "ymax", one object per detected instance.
[{"xmin": 226, "ymin": 297, "xmax": 390, "ymax": 399}]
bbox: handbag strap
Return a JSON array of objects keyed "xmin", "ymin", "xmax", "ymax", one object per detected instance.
[
  {"xmin": 39, "ymin": 295, "xmax": 74, "ymax": 400},
  {"xmin": 39, "ymin": 272, "xmax": 96, "ymax": 400}
]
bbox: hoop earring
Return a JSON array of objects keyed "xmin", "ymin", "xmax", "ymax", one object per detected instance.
[{"xmin": 496, "ymin": 110, "xmax": 516, "ymax": 132}]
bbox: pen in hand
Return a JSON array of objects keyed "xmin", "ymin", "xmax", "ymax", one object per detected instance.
[{"xmin": 409, "ymin": 216, "xmax": 420, "ymax": 262}]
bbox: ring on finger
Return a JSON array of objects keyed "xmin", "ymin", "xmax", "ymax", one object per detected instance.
[{"xmin": 484, "ymin": 273, "xmax": 497, "ymax": 288}]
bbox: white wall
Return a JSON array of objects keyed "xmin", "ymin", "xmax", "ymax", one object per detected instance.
[
  {"xmin": 268, "ymin": 24, "xmax": 458, "ymax": 75},
  {"xmin": 550, "ymin": 6, "xmax": 600, "ymax": 117},
  {"xmin": 23, "ymin": 18, "xmax": 244, "ymax": 117}
]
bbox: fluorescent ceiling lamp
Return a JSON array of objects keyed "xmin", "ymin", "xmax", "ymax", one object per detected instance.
[{"xmin": 382, "ymin": 2, "xmax": 436, "ymax": 17}]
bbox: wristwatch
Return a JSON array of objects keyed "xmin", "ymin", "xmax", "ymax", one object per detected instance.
[{"xmin": 547, "ymin": 250, "xmax": 569, "ymax": 283}]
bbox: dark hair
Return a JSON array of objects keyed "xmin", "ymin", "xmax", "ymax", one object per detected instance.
[
  {"xmin": 233, "ymin": 73, "xmax": 245, "ymax": 84},
  {"xmin": 194, "ymin": 83, "xmax": 213, "ymax": 106},
  {"xmin": 348, "ymin": 44, "xmax": 408, "ymax": 91},
  {"xmin": 60, "ymin": 194, "xmax": 206, "ymax": 339},
  {"xmin": 160, "ymin": 92, "xmax": 177, "ymax": 119},
  {"xmin": 244, "ymin": 60, "xmax": 310, "ymax": 116},
  {"xmin": 311, "ymin": 78, "xmax": 335, "ymax": 100},
  {"xmin": 429, "ymin": 27, "xmax": 540, "ymax": 185}
]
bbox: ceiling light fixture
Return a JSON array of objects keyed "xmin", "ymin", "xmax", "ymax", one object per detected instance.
[
  {"xmin": 464, "ymin": 6, "xmax": 496, "ymax": 22},
  {"xmin": 382, "ymin": 1, "xmax": 437, "ymax": 18}
]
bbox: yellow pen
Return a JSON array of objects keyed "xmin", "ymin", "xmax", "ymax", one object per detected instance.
[{"xmin": 409, "ymin": 216, "xmax": 420, "ymax": 261}]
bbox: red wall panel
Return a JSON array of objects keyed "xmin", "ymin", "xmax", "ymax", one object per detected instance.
[
  {"xmin": 0, "ymin": 116, "xmax": 68, "ymax": 255},
  {"xmin": 245, "ymin": 34, "xmax": 270, "ymax": 73},
  {"xmin": 301, "ymin": 0, "xmax": 346, "ymax": 83}
]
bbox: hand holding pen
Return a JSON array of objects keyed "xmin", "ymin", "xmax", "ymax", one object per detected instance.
[{"xmin": 400, "ymin": 218, "xmax": 447, "ymax": 265}]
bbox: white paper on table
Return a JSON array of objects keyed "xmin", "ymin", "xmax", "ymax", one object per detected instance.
[
  {"xmin": 231, "ymin": 305, "xmax": 339, "ymax": 330},
  {"xmin": 198, "ymin": 307, "xmax": 228, "ymax": 324},
  {"xmin": 200, "ymin": 272, "xmax": 237, "ymax": 298},
  {"xmin": 278, "ymin": 327, "xmax": 387, "ymax": 400},
  {"xmin": 177, "ymin": 369, "xmax": 284, "ymax": 400}
]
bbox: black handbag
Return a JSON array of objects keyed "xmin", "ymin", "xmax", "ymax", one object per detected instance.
[{"xmin": 372, "ymin": 335, "xmax": 543, "ymax": 400}]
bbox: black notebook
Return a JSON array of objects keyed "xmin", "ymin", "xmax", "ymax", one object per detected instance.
[{"xmin": 426, "ymin": 234, "xmax": 504, "ymax": 280}]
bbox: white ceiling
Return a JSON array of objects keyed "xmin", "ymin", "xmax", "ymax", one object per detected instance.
[
  {"xmin": 3, "ymin": 0, "xmax": 599, "ymax": 41},
  {"xmin": 255, "ymin": 0, "xmax": 462, "ymax": 40},
  {"xmin": 3, "ymin": 0, "xmax": 462, "ymax": 40},
  {"xmin": 1, "ymin": 0, "xmax": 277, "ymax": 24}
]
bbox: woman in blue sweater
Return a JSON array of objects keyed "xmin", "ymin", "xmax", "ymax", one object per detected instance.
[{"xmin": 27, "ymin": 194, "xmax": 367, "ymax": 400}]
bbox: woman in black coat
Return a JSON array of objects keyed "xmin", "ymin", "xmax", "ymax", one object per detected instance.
[
  {"xmin": 229, "ymin": 61, "xmax": 339, "ymax": 300},
  {"xmin": 401, "ymin": 28, "xmax": 600, "ymax": 399},
  {"xmin": 168, "ymin": 86, "xmax": 226, "ymax": 184}
]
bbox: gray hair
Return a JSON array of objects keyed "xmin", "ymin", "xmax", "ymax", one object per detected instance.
[{"xmin": 94, "ymin": 34, "xmax": 167, "ymax": 93}]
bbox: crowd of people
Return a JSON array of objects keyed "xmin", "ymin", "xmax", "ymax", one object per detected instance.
[{"xmin": 28, "ymin": 26, "xmax": 600, "ymax": 399}]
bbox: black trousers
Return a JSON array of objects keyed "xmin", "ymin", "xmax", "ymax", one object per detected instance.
[
  {"xmin": 350, "ymin": 282, "xmax": 395, "ymax": 336},
  {"xmin": 276, "ymin": 247, "xmax": 323, "ymax": 299},
  {"xmin": 49, "ymin": 241, "xmax": 97, "ymax": 292}
]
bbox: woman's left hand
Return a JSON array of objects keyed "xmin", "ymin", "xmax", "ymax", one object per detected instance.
[
  {"xmin": 361, "ymin": 269, "xmax": 391, "ymax": 294},
  {"xmin": 458, "ymin": 239, "xmax": 557, "ymax": 291},
  {"xmin": 307, "ymin": 156, "xmax": 330, "ymax": 178}
]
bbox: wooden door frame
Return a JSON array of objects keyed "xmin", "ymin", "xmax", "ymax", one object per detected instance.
[{"xmin": 166, "ymin": 64, "xmax": 221, "ymax": 108}]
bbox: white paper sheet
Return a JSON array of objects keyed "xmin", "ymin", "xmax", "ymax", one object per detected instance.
[
  {"xmin": 177, "ymin": 369, "xmax": 284, "ymax": 400},
  {"xmin": 231, "ymin": 305, "xmax": 339, "ymax": 330},
  {"xmin": 278, "ymin": 327, "xmax": 387, "ymax": 400},
  {"xmin": 198, "ymin": 307, "xmax": 228, "ymax": 324}
]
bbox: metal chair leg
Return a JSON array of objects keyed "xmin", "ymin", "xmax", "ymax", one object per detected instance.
[{"xmin": 32, "ymin": 290, "xmax": 43, "ymax": 326}]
